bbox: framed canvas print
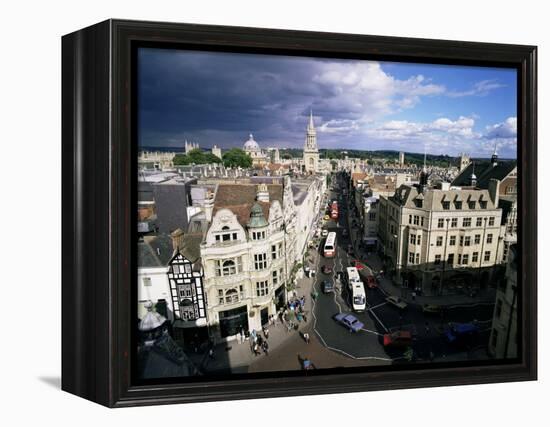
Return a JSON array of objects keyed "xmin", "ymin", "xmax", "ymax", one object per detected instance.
[{"xmin": 61, "ymin": 19, "xmax": 537, "ymax": 407}]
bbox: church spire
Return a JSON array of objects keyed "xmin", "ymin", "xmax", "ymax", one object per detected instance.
[
  {"xmin": 303, "ymin": 110, "xmax": 319, "ymax": 174},
  {"xmin": 308, "ymin": 109, "xmax": 315, "ymax": 130}
]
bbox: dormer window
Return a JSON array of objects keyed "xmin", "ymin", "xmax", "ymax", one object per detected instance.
[
  {"xmin": 215, "ymin": 225, "xmax": 238, "ymax": 242},
  {"xmin": 442, "ymin": 201, "xmax": 450, "ymax": 210}
]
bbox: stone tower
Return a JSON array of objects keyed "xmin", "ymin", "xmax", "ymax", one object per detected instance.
[
  {"xmin": 211, "ymin": 145, "xmax": 222, "ymax": 159},
  {"xmin": 303, "ymin": 110, "xmax": 319, "ymax": 174},
  {"xmin": 459, "ymin": 153, "xmax": 471, "ymax": 171}
]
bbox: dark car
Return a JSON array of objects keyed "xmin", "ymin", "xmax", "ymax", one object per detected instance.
[
  {"xmin": 365, "ymin": 275, "xmax": 377, "ymax": 289},
  {"xmin": 322, "ymin": 280, "xmax": 334, "ymax": 294},
  {"xmin": 334, "ymin": 313, "xmax": 364, "ymax": 332},
  {"xmin": 422, "ymin": 304, "xmax": 442, "ymax": 314},
  {"xmin": 383, "ymin": 330, "xmax": 413, "ymax": 347},
  {"xmin": 321, "ymin": 265, "xmax": 333, "ymax": 274},
  {"xmin": 444, "ymin": 322, "xmax": 480, "ymax": 345}
]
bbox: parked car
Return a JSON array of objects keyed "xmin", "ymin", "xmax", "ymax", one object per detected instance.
[
  {"xmin": 422, "ymin": 304, "xmax": 442, "ymax": 314},
  {"xmin": 445, "ymin": 322, "xmax": 479, "ymax": 345},
  {"xmin": 383, "ymin": 330, "xmax": 413, "ymax": 347},
  {"xmin": 334, "ymin": 313, "xmax": 364, "ymax": 332},
  {"xmin": 322, "ymin": 280, "xmax": 334, "ymax": 294},
  {"xmin": 321, "ymin": 265, "xmax": 333, "ymax": 274},
  {"xmin": 386, "ymin": 296, "xmax": 408, "ymax": 310},
  {"xmin": 365, "ymin": 275, "xmax": 377, "ymax": 289}
]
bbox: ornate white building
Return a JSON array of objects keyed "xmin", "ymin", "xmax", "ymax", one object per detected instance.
[
  {"xmin": 303, "ymin": 111, "xmax": 319, "ymax": 174},
  {"xmin": 200, "ymin": 180, "xmax": 299, "ymax": 341},
  {"xmin": 243, "ymin": 134, "xmax": 269, "ymax": 166}
]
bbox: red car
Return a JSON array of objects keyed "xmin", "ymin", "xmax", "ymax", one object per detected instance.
[
  {"xmin": 365, "ymin": 275, "xmax": 377, "ymax": 289},
  {"xmin": 321, "ymin": 265, "xmax": 333, "ymax": 274},
  {"xmin": 383, "ymin": 330, "xmax": 413, "ymax": 347}
]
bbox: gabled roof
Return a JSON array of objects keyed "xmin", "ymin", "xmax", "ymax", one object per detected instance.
[
  {"xmin": 452, "ymin": 160, "xmax": 516, "ymax": 188},
  {"xmin": 138, "ymin": 233, "xmax": 203, "ymax": 268}
]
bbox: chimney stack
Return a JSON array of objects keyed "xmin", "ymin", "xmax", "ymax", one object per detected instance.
[{"xmin": 170, "ymin": 228, "xmax": 185, "ymax": 252}]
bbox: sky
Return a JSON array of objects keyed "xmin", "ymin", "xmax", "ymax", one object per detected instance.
[{"xmin": 138, "ymin": 48, "xmax": 517, "ymax": 158}]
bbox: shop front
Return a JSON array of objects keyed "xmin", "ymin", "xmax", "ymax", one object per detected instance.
[{"xmin": 218, "ymin": 305, "xmax": 249, "ymax": 339}]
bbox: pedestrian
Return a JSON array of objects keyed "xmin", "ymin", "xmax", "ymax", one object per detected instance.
[
  {"xmin": 425, "ymin": 321, "xmax": 430, "ymax": 336},
  {"xmin": 262, "ymin": 340, "xmax": 269, "ymax": 355},
  {"xmin": 303, "ymin": 313, "xmax": 308, "ymax": 323},
  {"xmin": 257, "ymin": 335, "xmax": 263, "ymax": 346},
  {"xmin": 297, "ymin": 312, "xmax": 303, "ymax": 323},
  {"xmin": 411, "ymin": 291, "xmax": 416, "ymax": 301},
  {"xmin": 263, "ymin": 327, "xmax": 269, "ymax": 339},
  {"xmin": 303, "ymin": 332, "xmax": 310, "ymax": 344},
  {"xmin": 253, "ymin": 343, "xmax": 260, "ymax": 356},
  {"xmin": 208, "ymin": 348, "xmax": 215, "ymax": 359}
]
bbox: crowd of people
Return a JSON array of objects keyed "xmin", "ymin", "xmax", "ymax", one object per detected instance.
[{"xmin": 229, "ymin": 294, "xmax": 313, "ymax": 359}]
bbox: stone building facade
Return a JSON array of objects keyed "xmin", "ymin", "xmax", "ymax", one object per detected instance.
[
  {"xmin": 200, "ymin": 180, "xmax": 299, "ymax": 341},
  {"xmin": 303, "ymin": 111, "xmax": 319, "ymax": 174},
  {"xmin": 378, "ymin": 180, "xmax": 505, "ymax": 295}
]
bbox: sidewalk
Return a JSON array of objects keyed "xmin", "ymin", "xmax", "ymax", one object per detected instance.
[{"xmin": 188, "ymin": 249, "xmax": 320, "ymax": 374}]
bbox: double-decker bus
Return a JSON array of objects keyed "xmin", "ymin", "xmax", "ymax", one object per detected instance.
[
  {"xmin": 330, "ymin": 201, "xmax": 339, "ymax": 220},
  {"xmin": 323, "ymin": 232, "xmax": 337, "ymax": 258},
  {"xmin": 346, "ymin": 267, "xmax": 366, "ymax": 312}
]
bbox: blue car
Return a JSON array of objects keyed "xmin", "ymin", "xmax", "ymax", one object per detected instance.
[
  {"xmin": 334, "ymin": 313, "xmax": 364, "ymax": 332},
  {"xmin": 445, "ymin": 322, "xmax": 480, "ymax": 344}
]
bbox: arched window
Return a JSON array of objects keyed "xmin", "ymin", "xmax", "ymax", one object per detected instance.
[
  {"xmin": 225, "ymin": 288, "xmax": 239, "ymax": 304},
  {"xmin": 222, "ymin": 260, "xmax": 236, "ymax": 275}
]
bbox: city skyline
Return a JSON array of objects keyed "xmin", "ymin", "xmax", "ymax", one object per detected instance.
[{"xmin": 138, "ymin": 48, "xmax": 518, "ymax": 158}]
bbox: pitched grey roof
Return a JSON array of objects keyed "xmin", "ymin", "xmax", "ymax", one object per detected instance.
[
  {"xmin": 452, "ymin": 160, "xmax": 516, "ymax": 188},
  {"xmin": 138, "ymin": 233, "xmax": 203, "ymax": 268}
]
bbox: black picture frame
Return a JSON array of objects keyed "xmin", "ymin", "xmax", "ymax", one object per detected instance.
[{"xmin": 61, "ymin": 19, "xmax": 537, "ymax": 407}]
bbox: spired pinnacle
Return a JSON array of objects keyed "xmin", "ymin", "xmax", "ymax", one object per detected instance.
[{"xmin": 308, "ymin": 109, "xmax": 315, "ymax": 130}]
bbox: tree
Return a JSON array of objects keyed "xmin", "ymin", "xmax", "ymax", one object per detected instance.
[
  {"xmin": 173, "ymin": 153, "xmax": 191, "ymax": 165},
  {"xmin": 222, "ymin": 148, "xmax": 252, "ymax": 168},
  {"xmin": 173, "ymin": 149, "xmax": 222, "ymax": 166}
]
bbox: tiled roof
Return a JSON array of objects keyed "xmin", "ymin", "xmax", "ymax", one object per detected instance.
[{"xmin": 212, "ymin": 183, "xmax": 283, "ymax": 226}]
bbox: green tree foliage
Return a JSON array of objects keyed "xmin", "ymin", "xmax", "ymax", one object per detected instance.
[
  {"xmin": 222, "ymin": 148, "xmax": 253, "ymax": 168},
  {"xmin": 173, "ymin": 149, "xmax": 222, "ymax": 166}
]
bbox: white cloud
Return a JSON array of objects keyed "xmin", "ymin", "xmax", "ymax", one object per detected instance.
[
  {"xmin": 447, "ymin": 79, "xmax": 506, "ymax": 98},
  {"xmin": 485, "ymin": 116, "xmax": 517, "ymax": 139},
  {"xmin": 366, "ymin": 116, "xmax": 479, "ymax": 143},
  {"xmin": 362, "ymin": 115, "xmax": 517, "ymax": 157},
  {"xmin": 311, "ymin": 62, "xmax": 445, "ymax": 125}
]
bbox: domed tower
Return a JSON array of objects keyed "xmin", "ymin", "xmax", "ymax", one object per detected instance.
[
  {"xmin": 470, "ymin": 162, "xmax": 477, "ymax": 187},
  {"xmin": 303, "ymin": 110, "xmax": 319, "ymax": 174},
  {"xmin": 247, "ymin": 203, "xmax": 269, "ymax": 229},
  {"xmin": 243, "ymin": 134, "xmax": 260, "ymax": 153}
]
